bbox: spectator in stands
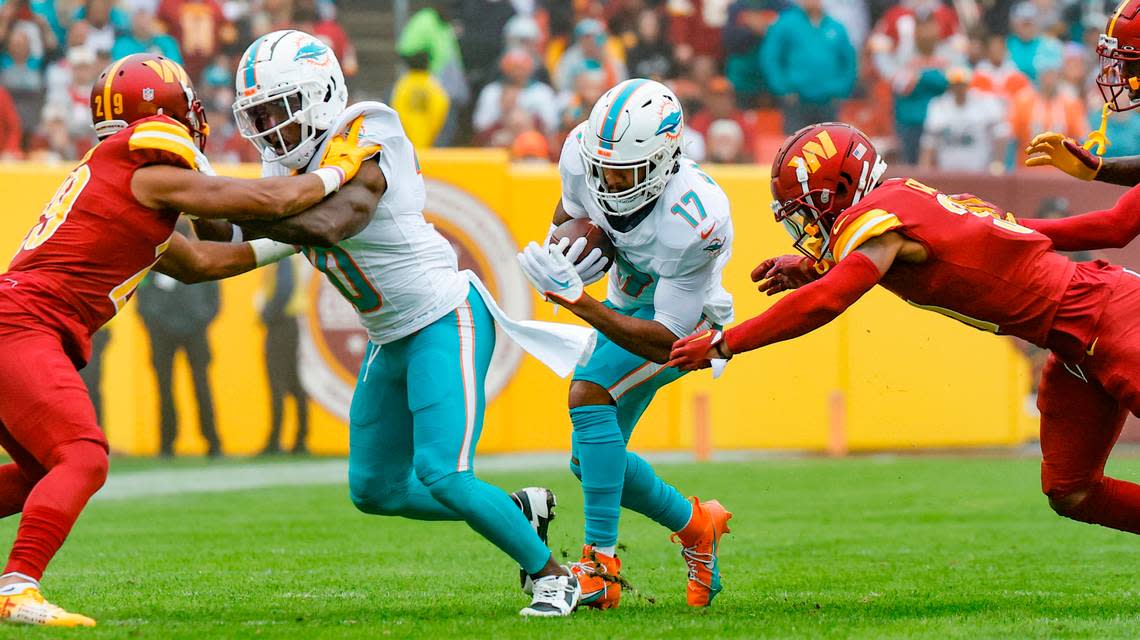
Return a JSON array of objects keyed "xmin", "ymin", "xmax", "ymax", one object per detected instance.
[
  {"xmin": 504, "ymin": 14, "xmax": 549, "ymax": 84},
  {"xmin": 0, "ymin": 0, "xmax": 65, "ymax": 45},
  {"xmin": 0, "ymin": 83, "xmax": 20, "ymax": 158},
  {"xmin": 706, "ymin": 119, "xmax": 750, "ymax": 163},
  {"xmin": 1009, "ymin": 41, "xmax": 1087, "ymax": 161},
  {"xmin": 484, "ymin": 105, "xmax": 543, "ymax": 149},
  {"xmin": 869, "ymin": 0, "xmax": 959, "ymax": 52},
  {"xmin": 510, "ymin": 129, "xmax": 550, "ymax": 162},
  {"xmin": 454, "ymin": 0, "xmax": 517, "ymax": 92},
  {"xmin": 475, "ymin": 47, "xmax": 558, "ymax": 137},
  {"xmin": 554, "ymin": 18, "xmax": 626, "ymax": 92},
  {"xmin": 1, "ymin": 0, "xmax": 58, "ymax": 68},
  {"xmin": 290, "ymin": 0, "xmax": 357, "ymax": 77},
  {"xmin": 74, "ymin": 0, "xmax": 129, "ymax": 54},
  {"xmin": 391, "ymin": 50, "xmax": 450, "ymax": 149},
  {"xmin": 1007, "ymin": 2, "xmax": 1050, "ymax": 82},
  {"xmin": 157, "ymin": 0, "xmax": 230, "ymax": 80},
  {"xmin": 920, "ymin": 67, "xmax": 1010, "ymax": 173},
  {"xmin": 112, "ymin": 9, "xmax": 182, "ymax": 62},
  {"xmin": 885, "ymin": 15, "xmax": 950, "ymax": 163},
  {"xmin": 626, "ymin": 8, "xmax": 675, "ymax": 82},
  {"xmin": 1061, "ymin": 41, "xmax": 1093, "ymax": 99},
  {"xmin": 557, "ymin": 62, "xmax": 606, "ymax": 138},
  {"xmin": 2, "ymin": 24, "xmax": 44, "ymax": 148},
  {"xmin": 760, "ymin": 0, "xmax": 856, "ymax": 133},
  {"xmin": 972, "ymin": 32, "xmax": 1031, "ymax": 106},
  {"xmin": 688, "ymin": 76, "xmax": 760, "ymax": 160},
  {"xmin": 43, "ymin": 46, "xmax": 99, "ymax": 156},
  {"xmin": 724, "ymin": 0, "xmax": 786, "ymax": 107},
  {"xmin": 824, "ymin": 0, "xmax": 869, "ymax": 51},
  {"xmin": 668, "ymin": 0, "xmax": 727, "ymax": 65},
  {"xmin": 397, "ymin": 5, "xmax": 469, "ymax": 144},
  {"xmin": 27, "ymin": 103, "xmax": 75, "ymax": 161},
  {"xmin": 670, "ymin": 53, "xmax": 718, "ymax": 112}
]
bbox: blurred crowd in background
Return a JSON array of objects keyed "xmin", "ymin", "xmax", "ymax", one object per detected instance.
[
  {"xmin": 0, "ymin": 0, "xmax": 1136, "ymax": 167},
  {"xmin": 0, "ymin": 0, "xmax": 356, "ymax": 163},
  {"xmin": 393, "ymin": 0, "xmax": 1139, "ymax": 169}
]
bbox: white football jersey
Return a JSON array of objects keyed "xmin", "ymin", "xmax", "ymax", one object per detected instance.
[
  {"xmin": 559, "ymin": 123, "xmax": 734, "ymax": 329},
  {"xmin": 264, "ymin": 101, "xmax": 469, "ymax": 345}
]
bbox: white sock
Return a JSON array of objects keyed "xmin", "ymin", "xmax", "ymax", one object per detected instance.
[
  {"xmin": 596, "ymin": 545, "xmax": 617, "ymax": 557},
  {"xmin": 0, "ymin": 572, "xmax": 39, "ymax": 594}
]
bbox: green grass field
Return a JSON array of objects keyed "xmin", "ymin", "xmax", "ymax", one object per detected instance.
[{"xmin": 3, "ymin": 454, "xmax": 1140, "ymax": 639}]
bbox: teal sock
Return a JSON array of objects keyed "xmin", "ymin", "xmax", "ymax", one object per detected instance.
[
  {"xmin": 621, "ymin": 451, "xmax": 693, "ymax": 532},
  {"xmin": 571, "ymin": 405, "xmax": 625, "ymax": 547},
  {"xmin": 424, "ymin": 471, "xmax": 552, "ymax": 574}
]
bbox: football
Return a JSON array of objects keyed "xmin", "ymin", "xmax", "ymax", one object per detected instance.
[{"xmin": 548, "ymin": 218, "xmax": 616, "ymax": 273}]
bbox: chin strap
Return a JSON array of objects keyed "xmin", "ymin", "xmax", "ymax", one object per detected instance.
[{"xmin": 1084, "ymin": 103, "xmax": 1112, "ymax": 156}]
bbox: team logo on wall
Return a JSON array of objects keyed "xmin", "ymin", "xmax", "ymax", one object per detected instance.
[{"xmin": 298, "ymin": 178, "xmax": 532, "ymax": 421}]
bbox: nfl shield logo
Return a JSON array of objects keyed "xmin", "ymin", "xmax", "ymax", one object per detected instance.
[{"xmin": 142, "ymin": 87, "xmax": 155, "ymax": 102}]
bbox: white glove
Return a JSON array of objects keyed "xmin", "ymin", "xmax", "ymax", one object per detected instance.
[
  {"xmin": 517, "ymin": 241, "xmax": 584, "ymax": 304},
  {"xmin": 556, "ymin": 236, "xmax": 609, "ymax": 285}
]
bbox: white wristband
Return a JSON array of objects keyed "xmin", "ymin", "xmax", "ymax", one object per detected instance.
[
  {"xmin": 249, "ymin": 238, "xmax": 299, "ymax": 267},
  {"xmin": 312, "ymin": 166, "xmax": 346, "ymax": 196},
  {"xmin": 230, "ymin": 224, "xmax": 243, "ymax": 244}
]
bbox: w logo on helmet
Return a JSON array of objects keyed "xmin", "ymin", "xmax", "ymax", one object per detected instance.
[
  {"xmin": 788, "ymin": 130, "xmax": 838, "ymax": 174},
  {"xmin": 140, "ymin": 58, "xmax": 189, "ymax": 85}
]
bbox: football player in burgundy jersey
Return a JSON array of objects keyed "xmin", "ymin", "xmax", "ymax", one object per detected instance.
[
  {"xmin": 670, "ymin": 122, "xmax": 1140, "ymax": 544},
  {"xmin": 0, "ymin": 53, "xmax": 378, "ymax": 627}
]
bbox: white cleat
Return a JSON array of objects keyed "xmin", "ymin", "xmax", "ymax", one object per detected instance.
[
  {"xmin": 519, "ymin": 570, "xmax": 580, "ymax": 617},
  {"xmin": 510, "ymin": 487, "xmax": 556, "ymax": 595}
]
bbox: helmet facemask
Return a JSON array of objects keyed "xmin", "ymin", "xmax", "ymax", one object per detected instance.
[
  {"xmin": 233, "ymin": 80, "xmax": 328, "ymax": 168},
  {"xmin": 580, "ymin": 143, "xmax": 677, "ymax": 216},
  {"xmin": 773, "ymin": 187, "xmax": 836, "ymax": 261},
  {"xmin": 1097, "ymin": 33, "xmax": 1140, "ymax": 111}
]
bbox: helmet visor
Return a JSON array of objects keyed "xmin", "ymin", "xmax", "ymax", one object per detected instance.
[
  {"xmin": 1097, "ymin": 34, "xmax": 1140, "ymax": 111},
  {"xmin": 773, "ymin": 195, "xmax": 830, "ymax": 260}
]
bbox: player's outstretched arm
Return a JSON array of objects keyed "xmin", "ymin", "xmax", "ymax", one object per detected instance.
[
  {"xmin": 132, "ymin": 115, "xmax": 380, "ymax": 221},
  {"xmin": 153, "ymin": 232, "xmax": 296, "ymax": 284},
  {"xmin": 1019, "ymin": 183, "xmax": 1140, "ymax": 251},
  {"xmin": 238, "ymin": 161, "xmax": 386, "ymax": 247},
  {"xmin": 1025, "ymin": 132, "xmax": 1140, "ymax": 187},
  {"xmin": 668, "ymin": 234, "xmax": 902, "ymax": 370}
]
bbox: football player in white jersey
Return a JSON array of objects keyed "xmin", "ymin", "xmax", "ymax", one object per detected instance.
[
  {"xmin": 516, "ymin": 78, "xmax": 734, "ymax": 609},
  {"xmin": 207, "ymin": 30, "xmax": 585, "ymax": 617}
]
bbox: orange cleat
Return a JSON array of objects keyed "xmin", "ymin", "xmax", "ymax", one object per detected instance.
[
  {"xmin": 569, "ymin": 545, "xmax": 622, "ymax": 609},
  {"xmin": 0, "ymin": 585, "xmax": 95, "ymax": 627},
  {"xmin": 671, "ymin": 497, "xmax": 733, "ymax": 607}
]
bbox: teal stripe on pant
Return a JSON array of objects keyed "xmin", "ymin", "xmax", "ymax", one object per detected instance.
[{"xmin": 346, "ymin": 285, "xmax": 552, "ymax": 574}]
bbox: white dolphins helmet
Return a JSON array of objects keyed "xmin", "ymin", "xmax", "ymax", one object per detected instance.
[
  {"xmin": 233, "ymin": 29, "xmax": 348, "ymax": 169},
  {"xmin": 579, "ymin": 78, "xmax": 684, "ymax": 216}
]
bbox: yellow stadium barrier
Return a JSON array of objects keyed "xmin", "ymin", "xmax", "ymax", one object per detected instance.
[{"xmin": 0, "ymin": 151, "xmax": 1037, "ymax": 456}]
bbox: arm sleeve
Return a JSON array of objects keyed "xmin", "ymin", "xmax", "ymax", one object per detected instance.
[
  {"xmin": 724, "ymin": 251, "xmax": 882, "ymax": 354},
  {"xmin": 1019, "ymin": 184, "xmax": 1140, "ymax": 251},
  {"xmin": 652, "ymin": 262, "xmax": 716, "ymax": 338}
]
